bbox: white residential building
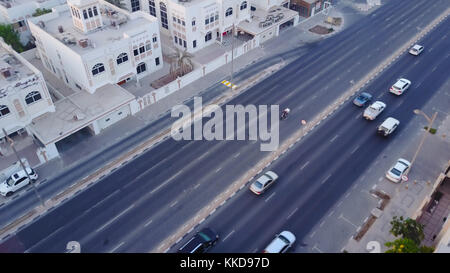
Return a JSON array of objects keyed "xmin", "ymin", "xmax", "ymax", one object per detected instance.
[
  {"xmin": 28, "ymin": 0, "xmax": 163, "ymax": 94},
  {"xmin": 0, "ymin": 0, "xmax": 66, "ymax": 45},
  {"xmin": 0, "ymin": 37, "xmax": 55, "ymax": 139}
]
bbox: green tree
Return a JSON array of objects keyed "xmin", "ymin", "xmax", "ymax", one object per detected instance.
[
  {"xmin": 389, "ymin": 216, "xmax": 424, "ymax": 245},
  {"xmin": 32, "ymin": 8, "xmax": 52, "ymax": 17},
  {"xmin": 105, "ymin": 0, "xmax": 125, "ymax": 9},
  {"xmin": 0, "ymin": 24, "xmax": 24, "ymax": 52},
  {"xmin": 385, "ymin": 238, "xmax": 435, "ymax": 253}
]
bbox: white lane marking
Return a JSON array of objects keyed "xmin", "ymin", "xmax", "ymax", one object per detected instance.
[
  {"xmin": 300, "ymin": 161, "xmax": 310, "ymax": 170},
  {"xmin": 110, "ymin": 242, "xmax": 125, "ymax": 253},
  {"xmin": 351, "ymin": 145, "xmax": 360, "ymax": 154},
  {"xmin": 330, "ymin": 135, "xmax": 339, "ymax": 143},
  {"xmin": 328, "ymin": 210, "xmax": 335, "ymax": 218},
  {"xmin": 310, "ymin": 231, "xmax": 316, "ymax": 238},
  {"xmin": 377, "ymin": 93, "xmax": 383, "ymax": 99},
  {"xmin": 313, "ymin": 245, "xmax": 324, "ymax": 253},
  {"xmin": 234, "ymin": 152, "xmax": 240, "ymax": 158},
  {"xmin": 354, "ymin": 113, "xmax": 361, "ymax": 119},
  {"xmin": 319, "ymin": 220, "xmax": 326, "ymax": 227},
  {"xmin": 339, "ymin": 214, "xmax": 358, "ymax": 228},
  {"xmin": 194, "ymin": 183, "xmax": 201, "ymax": 189},
  {"xmin": 96, "ymin": 204, "xmax": 135, "ymax": 233},
  {"xmin": 287, "ymin": 207, "xmax": 298, "ymax": 219},
  {"xmin": 91, "ymin": 189, "xmax": 120, "ymax": 209},
  {"xmin": 170, "ymin": 200, "xmax": 178, "ymax": 208},
  {"xmin": 321, "ymin": 174, "xmax": 331, "ymax": 184},
  {"xmin": 223, "ymin": 230, "xmax": 235, "ymax": 242},
  {"xmin": 215, "ymin": 167, "xmax": 222, "ymax": 173},
  {"xmin": 144, "ymin": 219, "xmax": 153, "ymax": 227},
  {"xmin": 265, "ymin": 192, "xmax": 276, "ymax": 202}
]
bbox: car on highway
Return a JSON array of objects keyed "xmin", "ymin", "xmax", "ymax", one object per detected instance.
[
  {"xmin": 0, "ymin": 168, "xmax": 38, "ymax": 197},
  {"xmin": 389, "ymin": 78, "xmax": 411, "ymax": 95},
  {"xmin": 249, "ymin": 171, "xmax": 279, "ymax": 195},
  {"xmin": 263, "ymin": 231, "xmax": 296, "ymax": 253},
  {"xmin": 353, "ymin": 92, "xmax": 373, "ymax": 107},
  {"xmin": 363, "ymin": 101, "xmax": 386, "ymax": 120},
  {"xmin": 409, "ymin": 44, "xmax": 424, "ymax": 56},
  {"xmin": 177, "ymin": 227, "xmax": 219, "ymax": 253},
  {"xmin": 377, "ymin": 117, "xmax": 400, "ymax": 136},
  {"xmin": 386, "ymin": 158, "xmax": 411, "ymax": 183}
]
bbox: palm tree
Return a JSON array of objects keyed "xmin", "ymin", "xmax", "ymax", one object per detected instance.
[{"xmin": 167, "ymin": 48, "xmax": 194, "ymax": 78}]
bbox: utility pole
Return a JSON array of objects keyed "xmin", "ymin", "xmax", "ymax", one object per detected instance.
[
  {"xmin": 407, "ymin": 110, "xmax": 438, "ymax": 175},
  {"xmin": 2, "ymin": 128, "xmax": 45, "ymax": 207},
  {"xmin": 230, "ymin": 22, "xmax": 235, "ymax": 89}
]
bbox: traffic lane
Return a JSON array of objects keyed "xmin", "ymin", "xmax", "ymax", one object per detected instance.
[{"xmin": 205, "ymin": 52, "xmax": 450, "ymax": 252}]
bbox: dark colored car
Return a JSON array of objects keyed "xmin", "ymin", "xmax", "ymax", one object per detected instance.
[
  {"xmin": 177, "ymin": 228, "xmax": 219, "ymax": 253},
  {"xmin": 353, "ymin": 92, "xmax": 372, "ymax": 107}
]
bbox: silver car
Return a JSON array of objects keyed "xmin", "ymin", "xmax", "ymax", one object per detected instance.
[
  {"xmin": 263, "ymin": 231, "xmax": 296, "ymax": 253},
  {"xmin": 386, "ymin": 158, "xmax": 411, "ymax": 183},
  {"xmin": 249, "ymin": 171, "xmax": 278, "ymax": 195}
]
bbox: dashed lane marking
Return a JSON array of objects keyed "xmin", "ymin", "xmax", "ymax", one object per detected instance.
[
  {"xmin": 265, "ymin": 192, "xmax": 276, "ymax": 202},
  {"xmin": 300, "ymin": 161, "xmax": 310, "ymax": 170},
  {"xmin": 222, "ymin": 230, "xmax": 235, "ymax": 242}
]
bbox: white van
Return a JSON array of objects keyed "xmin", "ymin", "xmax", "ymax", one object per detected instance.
[{"xmin": 378, "ymin": 117, "xmax": 400, "ymax": 136}]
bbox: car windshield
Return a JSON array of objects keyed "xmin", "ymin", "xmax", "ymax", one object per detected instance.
[
  {"xmin": 278, "ymin": 235, "xmax": 290, "ymax": 244},
  {"xmin": 391, "ymin": 168, "xmax": 402, "ymax": 176},
  {"xmin": 198, "ymin": 232, "xmax": 211, "ymax": 241},
  {"xmin": 357, "ymin": 95, "xmax": 366, "ymax": 100},
  {"xmin": 254, "ymin": 181, "xmax": 263, "ymax": 188},
  {"xmin": 6, "ymin": 177, "xmax": 14, "ymax": 186}
]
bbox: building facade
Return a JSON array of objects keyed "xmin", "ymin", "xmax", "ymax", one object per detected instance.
[
  {"xmin": 0, "ymin": 37, "xmax": 55, "ymax": 139},
  {"xmin": 0, "ymin": 0, "xmax": 66, "ymax": 45},
  {"xmin": 290, "ymin": 0, "xmax": 329, "ymax": 18},
  {"xmin": 28, "ymin": 0, "xmax": 163, "ymax": 94}
]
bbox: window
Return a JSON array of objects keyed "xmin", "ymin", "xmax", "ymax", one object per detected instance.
[
  {"xmin": 93, "ymin": 6, "xmax": 98, "ymax": 16},
  {"xmin": 182, "ymin": 20, "xmax": 185, "ymax": 26},
  {"xmin": 215, "ymin": 12, "xmax": 219, "ymax": 21},
  {"xmin": 226, "ymin": 8, "xmax": 233, "ymax": 17},
  {"xmin": 173, "ymin": 16, "xmax": 177, "ymax": 22},
  {"xmin": 139, "ymin": 46, "xmax": 145, "ymax": 54},
  {"xmin": 160, "ymin": 3, "xmax": 168, "ymax": 29},
  {"xmin": 155, "ymin": 57, "xmax": 160, "ymax": 66},
  {"xmin": 193, "ymin": 40, "xmax": 197, "ymax": 48},
  {"xmin": 240, "ymin": 1, "xmax": 248, "ymax": 10},
  {"xmin": 0, "ymin": 105, "xmax": 10, "ymax": 117},
  {"xmin": 178, "ymin": 38, "xmax": 182, "ymax": 46},
  {"xmin": 145, "ymin": 43, "xmax": 151, "ymax": 51},
  {"xmin": 88, "ymin": 8, "xmax": 93, "ymax": 18},
  {"xmin": 152, "ymin": 36, "xmax": 157, "ymax": 43},
  {"xmin": 174, "ymin": 36, "xmax": 178, "ymax": 44},
  {"xmin": 148, "ymin": 0, "xmax": 156, "ymax": 16},
  {"xmin": 205, "ymin": 18, "xmax": 209, "ymax": 25},
  {"xmin": 183, "ymin": 40, "xmax": 187, "ymax": 48},
  {"xmin": 210, "ymin": 14, "xmax": 214, "ymax": 23},
  {"xmin": 131, "ymin": 0, "xmax": 140, "ymax": 12},
  {"xmin": 25, "ymin": 91, "xmax": 42, "ymax": 105},
  {"xmin": 136, "ymin": 62, "xmax": 146, "ymax": 74},
  {"xmin": 192, "ymin": 20, "xmax": 196, "ymax": 26},
  {"xmin": 91, "ymin": 63, "xmax": 105, "ymax": 76},
  {"xmin": 177, "ymin": 18, "xmax": 181, "ymax": 24},
  {"xmin": 83, "ymin": 9, "xmax": 88, "ymax": 19},
  {"xmin": 116, "ymin": 53, "xmax": 128, "ymax": 65},
  {"xmin": 133, "ymin": 48, "xmax": 139, "ymax": 56},
  {"xmin": 205, "ymin": 32, "xmax": 212, "ymax": 42}
]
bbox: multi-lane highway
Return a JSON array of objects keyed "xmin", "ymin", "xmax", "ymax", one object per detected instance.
[{"xmin": 0, "ymin": 0, "xmax": 448, "ymax": 253}]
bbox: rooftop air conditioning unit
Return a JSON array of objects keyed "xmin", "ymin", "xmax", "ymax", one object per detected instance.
[{"xmin": 78, "ymin": 38, "xmax": 89, "ymax": 48}]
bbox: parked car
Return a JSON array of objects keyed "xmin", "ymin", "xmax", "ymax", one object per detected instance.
[
  {"xmin": 409, "ymin": 44, "xmax": 424, "ymax": 56},
  {"xmin": 390, "ymin": 78, "xmax": 411, "ymax": 95},
  {"xmin": 378, "ymin": 117, "xmax": 400, "ymax": 136},
  {"xmin": 0, "ymin": 168, "xmax": 38, "ymax": 197},
  {"xmin": 249, "ymin": 171, "xmax": 279, "ymax": 195},
  {"xmin": 263, "ymin": 231, "xmax": 296, "ymax": 253},
  {"xmin": 177, "ymin": 228, "xmax": 219, "ymax": 253},
  {"xmin": 363, "ymin": 101, "xmax": 386, "ymax": 120},
  {"xmin": 386, "ymin": 158, "xmax": 411, "ymax": 183},
  {"xmin": 353, "ymin": 92, "xmax": 373, "ymax": 107}
]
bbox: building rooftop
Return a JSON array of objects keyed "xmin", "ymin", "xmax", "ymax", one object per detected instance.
[
  {"xmin": 31, "ymin": 3, "xmax": 156, "ymax": 55},
  {"xmin": 0, "ymin": 42, "xmax": 37, "ymax": 98},
  {"xmin": 30, "ymin": 82, "xmax": 135, "ymax": 145},
  {"xmin": 238, "ymin": 5, "xmax": 298, "ymax": 36}
]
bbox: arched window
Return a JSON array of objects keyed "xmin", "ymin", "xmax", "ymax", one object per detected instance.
[
  {"xmin": 116, "ymin": 53, "xmax": 128, "ymax": 65},
  {"xmin": 0, "ymin": 105, "xmax": 10, "ymax": 117},
  {"xmin": 136, "ymin": 62, "xmax": 146, "ymax": 74},
  {"xmin": 160, "ymin": 3, "xmax": 168, "ymax": 29},
  {"xmin": 210, "ymin": 13, "xmax": 214, "ymax": 23},
  {"xmin": 83, "ymin": 9, "xmax": 88, "ymax": 19},
  {"xmin": 240, "ymin": 1, "xmax": 248, "ymax": 10},
  {"xmin": 25, "ymin": 91, "xmax": 42, "ymax": 105},
  {"xmin": 192, "ymin": 18, "xmax": 196, "ymax": 26},
  {"xmin": 93, "ymin": 6, "xmax": 98, "ymax": 16},
  {"xmin": 215, "ymin": 12, "xmax": 219, "ymax": 21},
  {"xmin": 205, "ymin": 32, "xmax": 212, "ymax": 42},
  {"xmin": 225, "ymin": 8, "xmax": 233, "ymax": 17},
  {"xmin": 148, "ymin": 0, "xmax": 156, "ymax": 16},
  {"xmin": 88, "ymin": 8, "xmax": 93, "ymax": 18},
  {"xmin": 92, "ymin": 63, "xmax": 105, "ymax": 76}
]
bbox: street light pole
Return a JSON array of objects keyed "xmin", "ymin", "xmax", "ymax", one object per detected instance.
[
  {"xmin": 408, "ymin": 110, "xmax": 438, "ymax": 174},
  {"xmin": 2, "ymin": 128, "xmax": 45, "ymax": 207},
  {"xmin": 230, "ymin": 23, "xmax": 235, "ymax": 89}
]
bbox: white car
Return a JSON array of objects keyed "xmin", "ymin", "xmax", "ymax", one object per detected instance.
[
  {"xmin": 250, "ymin": 171, "xmax": 278, "ymax": 195},
  {"xmin": 409, "ymin": 44, "xmax": 424, "ymax": 56},
  {"xmin": 0, "ymin": 168, "xmax": 38, "ymax": 197},
  {"xmin": 378, "ymin": 117, "xmax": 400, "ymax": 136},
  {"xmin": 363, "ymin": 101, "xmax": 386, "ymax": 120},
  {"xmin": 263, "ymin": 231, "xmax": 296, "ymax": 253},
  {"xmin": 386, "ymin": 158, "xmax": 411, "ymax": 183},
  {"xmin": 390, "ymin": 78, "xmax": 411, "ymax": 95}
]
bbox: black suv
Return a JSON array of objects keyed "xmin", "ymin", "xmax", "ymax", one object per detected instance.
[{"xmin": 177, "ymin": 228, "xmax": 219, "ymax": 253}]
